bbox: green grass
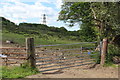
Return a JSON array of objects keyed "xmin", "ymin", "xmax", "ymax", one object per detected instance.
[
  {"xmin": 89, "ymin": 51, "xmax": 100, "ymax": 63},
  {"xmin": 1, "ymin": 66, "xmax": 38, "ymax": 78},
  {"xmin": 39, "ymin": 43, "xmax": 96, "ymax": 50},
  {"xmin": 2, "ymin": 32, "xmax": 26, "ymax": 46},
  {"xmin": 34, "ymin": 36, "xmax": 80, "ymax": 45},
  {"xmin": 103, "ymin": 62, "xmax": 119, "ymax": 68},
  {"xmin": 2, "ymin": 32, "xmax": 96, "ymax": 47},
  {"xmin": 2, "ymin": 32, "xmax": 79, "ymax": 45}
]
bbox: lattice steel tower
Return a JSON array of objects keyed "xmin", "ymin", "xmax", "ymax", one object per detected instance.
[{"xmin": 42, "ymin": 14, "xmax": 46, "ymax": 24}]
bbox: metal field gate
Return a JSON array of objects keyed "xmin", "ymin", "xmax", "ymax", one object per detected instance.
[{"xmin": 35, "ymin": 42, "xmax": 101, "ymax": 73}]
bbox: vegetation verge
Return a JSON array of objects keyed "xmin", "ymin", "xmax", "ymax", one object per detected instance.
[{"xmin": 1, "ymin": 65, "xmax": 38, "ymax": 78}]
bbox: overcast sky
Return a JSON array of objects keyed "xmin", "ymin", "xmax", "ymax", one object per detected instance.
[{"xmin": 0, "ymin": 0, "xmax": 80, "ymax": 31}]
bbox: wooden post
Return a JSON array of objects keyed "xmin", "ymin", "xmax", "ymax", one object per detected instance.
[
  {"xmin": 81, "ymin": 46, "xmax": 82, "ymax": 54},
  {"xmin": 5, "ymin": 58, "xmax": 8, "ymax": 66},
  {"xmin": 26, "ymin": 38, "xmax": 36, "ymax": 68},
  {"xmin": 100, "ymin": 38, "xmax": 108, "ymax": 65}
]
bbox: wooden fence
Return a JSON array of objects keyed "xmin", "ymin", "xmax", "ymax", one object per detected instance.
[
  {"xmin": 0, "ymin": 47, "xmax": 27, "ymax": 66},
  {"xmin": 1, "ymin": 38, "xmax": 108, "ymax": 69}
]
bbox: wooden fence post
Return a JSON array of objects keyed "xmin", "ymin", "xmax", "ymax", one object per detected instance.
[
  {"xmin": 26, "ymin": 38, "xmax": 36, "ymax": 68},
  {"xmin": 81, "ymin": 46, "xmax": 82, "ymax": 54},
  {"xmin": 100, "ymin": 38, "xmax": 108, "ymax": 65},
  {"xmin": 5, "ymin": 58, "xmax": 8, "ymax": 66}
]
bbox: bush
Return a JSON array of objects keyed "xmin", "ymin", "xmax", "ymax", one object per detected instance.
[
  {"xmin": 106, "ymin": 44, "xmax": 120, "ymax": 64},
  {"xmin": 90, "ymin": 51, "xmax": 101, "ymax": 64}
]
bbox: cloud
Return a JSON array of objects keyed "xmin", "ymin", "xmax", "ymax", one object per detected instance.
[
  {"xmin": 0, "ymin": 0, "xmax": 57, "ymax": 23},
  {"xmin": 36, "ymin": 0, "xmax": 52, "ymax": 3},
  {"xmin": 55, "ymin": 0, "xmax": 63, "ymax": 9},
  {"xmin": 0, "ymin": 0, "xmax": 79, "ymax": 31}
]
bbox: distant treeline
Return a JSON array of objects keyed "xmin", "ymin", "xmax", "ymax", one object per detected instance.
[{"xmin": 1, "ymin": 17, "xmax": 96, "ymax": 41}]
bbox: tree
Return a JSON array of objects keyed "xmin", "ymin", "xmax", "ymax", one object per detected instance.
[
  {"xmin": 80, "ymin": 22, "xmax": 97, "ymax": 41},
  {"xmin": 58, "ymin": 2, "xmax": 120, "ymax": 44},
  {"xmin": 58, "ymin": 2, "xmax": 97, "ymax": 41},
  {"xmin": 90, "ymin": 2, "xmax": 120, "ymax": 42}
]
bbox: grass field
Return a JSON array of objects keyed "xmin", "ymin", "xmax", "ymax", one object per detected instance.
[
  {"xmin": 1, "ymin": 66, "xmax": 38, "ymax": 78},
  {"xmin": 2, "ymin": 32, "xmax": 97, "ymax": 47},
  {"xmin": 2, "ymin": 32, "xmax": 80, "ymax": 45}
]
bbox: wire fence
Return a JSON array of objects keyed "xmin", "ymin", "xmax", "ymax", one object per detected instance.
[
  {"xmin": 35, "ymin": 42, "xmax": 101, "ymax": 72},
  {"xmin": 1, "ymin": 40, "xmax": 101, "ymax": 72}
]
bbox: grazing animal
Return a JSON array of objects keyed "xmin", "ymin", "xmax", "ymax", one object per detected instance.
[{"xmin": 5, "ymin": 40, "xmax": 14, "ymax": 44}]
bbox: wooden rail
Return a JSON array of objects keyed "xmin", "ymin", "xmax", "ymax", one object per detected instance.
[
  {"xmin": 2, "ymin": 57, "xmax": 27, "ymax": 59},
  {"xmin": 1, "ymin": 56, "xmax": 27, "ymax": 65},
  {"xmin": 0, "ymin": 47, "xmax": 27, "ymax": 66},
  {"xmin": 1, "ymin": 62, "xmax": 17, "ymax": 64},
  {"xmin": 1, "ymin": 61, "xmax": 25, "ymax": 65},
  {"xmin": 0, "ymin": 48, "xmax": 26, "ymax": 49},
  {"xmin": 2, "ymin": 53, "xmax": 27, "ymax": 54}
]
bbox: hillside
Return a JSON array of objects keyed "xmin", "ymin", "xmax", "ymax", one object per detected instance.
[{"xmin": 1, "ymin": 17, "xmax": 81, "ymax": 46}]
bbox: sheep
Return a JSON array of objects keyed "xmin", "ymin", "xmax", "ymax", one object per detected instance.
[{"xmin": 5, "ymin": 40, "xmax": 14, "ymax": 44}]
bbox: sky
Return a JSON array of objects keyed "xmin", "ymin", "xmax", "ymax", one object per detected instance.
[{"xmin": 0, "ymin": 0, "xmax": 80, "ymax": 31}]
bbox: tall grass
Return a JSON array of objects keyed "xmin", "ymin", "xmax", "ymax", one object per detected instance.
[
  {"xmin": 1, "ymin": 66, "xmax": 38, "ymax": 78},
  {"xmin": 2, "ymin": 32, "xmax": 88, "ymax": 46},
  {"xmin": 106, "ymin": 44, "xmax": 120, "ymax": 63},
  {"xmin": 2, "ymin": 32, "xmax": 25, "ymax": 46}
]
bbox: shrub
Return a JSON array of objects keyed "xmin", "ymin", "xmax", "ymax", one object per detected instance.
[{"xmin": 106, "ymin": 44, "xmax": 120, "ymax": 64}]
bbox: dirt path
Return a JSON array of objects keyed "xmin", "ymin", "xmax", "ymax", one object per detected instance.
[{"xmin": 26, "ymin": 64, "xmax": 119, "ymax": 78}]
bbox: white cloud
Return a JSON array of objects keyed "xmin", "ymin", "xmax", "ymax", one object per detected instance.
[
  {"xmin": 0, "ymin": 0, "xmax": 79, "ymax": 31},
  {"xmin": 36, "ymin": 0, "xmax": 52, "ymax": 3},
  {"xmin": 0, "ymin": 1, "xmax": 57, "ymax": 23},
  {"xmin": 56, "ymin": 0, "xmax": 63, "ymax": 9}
]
